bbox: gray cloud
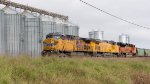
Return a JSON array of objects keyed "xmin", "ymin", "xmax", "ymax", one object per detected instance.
[{"xmin": 11, "ymin": 0, "xmax": 150, "ymax": 48}]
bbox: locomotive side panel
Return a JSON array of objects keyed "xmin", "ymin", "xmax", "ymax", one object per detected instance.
[
  {"xmin": 99, "ymin": 42, "xmax": 112, "ymax": 53},
  {"xmin": 111, "ymin": 45, "xmax": 120, "ymax": 54},
  {"xmin": 62, "ymin": 40, "xmax": 75, "ymax": 52}
]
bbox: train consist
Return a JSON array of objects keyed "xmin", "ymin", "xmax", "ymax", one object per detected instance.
[{"xmin": 41, "ymin": 33, "xmax": 150, "ymax": 57}]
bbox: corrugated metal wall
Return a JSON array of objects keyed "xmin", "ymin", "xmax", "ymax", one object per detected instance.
[
  {"xmin": 21, "ymin": 17, "xmax": 42, "ymax": 57},
  {"xmin": 0, "ymin": 11, "xmax": 4, "ymax": 54},
  {"xmin": 4, "ymin": 14, "xmax": 21, "ymax": 56},
  {"xmin": 68, "ymin": 26, "xmax": 79, "ymax": 36},
  {"xmin": 0, "ymin": 10, "xmax": 79, "ymax": 56},
  {"xmin": 42, "ymin": 22, "xmax": 78, "ymax": 39},
  {"xmin": 42, "ymin": 21, "xmax": 56, "ymax": 39}
]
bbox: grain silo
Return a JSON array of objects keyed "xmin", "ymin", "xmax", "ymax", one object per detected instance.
[
  {"xmin": 119, "ymin": 34, "xmax": 130, "ymax": 44},
  {"xmin": 94, "ymin": 30, "xmax": 104, "ymax": 40},
  {"xmin": 0, "ymin": 10, "xmax": 4, "ymax": 54},
  {"xmin": 1, "ymin": 6, "xmax": 21, "ymax": 56},
  {"xmin": 21, "ymin": 11, "xmax": 42, "ymax": 57},
  {"xmin": 89, "ymin": 29, "xmax": 104, "ymax": 40},
  {"xmin": 89, "ymin": 31, "xmax": 94, "ymax": 39}
]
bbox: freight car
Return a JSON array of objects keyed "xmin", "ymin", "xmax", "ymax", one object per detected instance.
[
  {"xmin": 136, "ymin": 48, "xmax": 150, "ymax": 57},
  {"xmin": 41, "ymin": 33, "xmax": 138, "ymax": 57}
]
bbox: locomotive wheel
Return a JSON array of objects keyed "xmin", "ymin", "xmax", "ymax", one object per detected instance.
[{"xmin": 41, "ymin": 51, "xmax": 47, "ymax": 57}]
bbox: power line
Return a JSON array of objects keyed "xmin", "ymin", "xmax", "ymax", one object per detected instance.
[{"xmin": 80, "ymin": 0, "xmax": 150, "ymax": 29}]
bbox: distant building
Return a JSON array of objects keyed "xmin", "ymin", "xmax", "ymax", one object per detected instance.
[
  {"xmin": 89, "ymin": 29, "xmax": 104, "ymax": 40},
  {"xmin": 119, "ymin": 34, "xmax": 130, "ymax": 44}
]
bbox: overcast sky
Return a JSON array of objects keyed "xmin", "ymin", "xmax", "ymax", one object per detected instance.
[{"xmin": 9, "ymin": 0, "xmax": 150, "ymax": 48}]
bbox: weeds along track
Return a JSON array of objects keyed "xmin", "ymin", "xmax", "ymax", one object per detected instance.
[
  {"xmin": 0, "ymin": 56, "xmax": 150, "ymax": 84},
  {"xmin": 44, "ymin": 55, "xmax": 150, "ymax": 61}
]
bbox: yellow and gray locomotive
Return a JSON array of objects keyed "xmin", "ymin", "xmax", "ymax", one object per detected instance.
[{"xmin": 41, "ymin": 33, "xmax": 76, "ymax": 56}]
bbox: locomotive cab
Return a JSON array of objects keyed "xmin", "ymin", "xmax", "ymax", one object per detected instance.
[
  {"xmin": 42, "ymin": 33, "xmax": 77, "ymax": 56},
  {"xmin": 42, "ymin": 33, "xmax": 64, "ymax": 56},
  {"xmin": 43, "ymin": 33, "xmax": 62, "ymax": 49}
]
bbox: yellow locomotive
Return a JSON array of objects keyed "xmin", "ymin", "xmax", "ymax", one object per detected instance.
[
  {"xmin": 42, "ymin": 33, "xmax": 121, "ymax": 57},
  {"xmin": 42, "ymin": 33, "xmax": 76, "ymax": 56},
  {"xmin": 94, "ymin": 41, "xmax": 119, "ymax": 56}
]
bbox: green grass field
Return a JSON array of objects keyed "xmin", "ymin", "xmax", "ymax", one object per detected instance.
[{"xmin": 0, "ymin": 56, "xmax": 150, "ymax": 84}]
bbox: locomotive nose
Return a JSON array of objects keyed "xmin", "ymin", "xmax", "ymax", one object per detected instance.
[{"xmin": 43, "ymin": 38, "xmax": 59, "ymax": 51}]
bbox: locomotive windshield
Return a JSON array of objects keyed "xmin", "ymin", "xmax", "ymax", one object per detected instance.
[
  {"xmin": 53, "ymin": 35, "xmax": 61, "ymax": 39},
  {"xmin": 46, "ymin": 33, "xmax": 64, "ymax": 39}
]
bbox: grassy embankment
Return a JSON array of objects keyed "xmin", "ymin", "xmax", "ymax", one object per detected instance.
[{"xmin": 0, "ymin": 56, "xmax": 150, "ymax": 84}]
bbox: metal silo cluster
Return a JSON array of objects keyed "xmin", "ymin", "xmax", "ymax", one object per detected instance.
[{"xmin": 0, "ymin": 6, "xmax": 79, "ymax": 57}]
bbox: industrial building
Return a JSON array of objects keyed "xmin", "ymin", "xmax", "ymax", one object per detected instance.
[{"xmin": 0, "ymin": 0, "xmax": 79, "ymax": 56}]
